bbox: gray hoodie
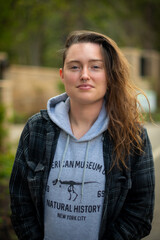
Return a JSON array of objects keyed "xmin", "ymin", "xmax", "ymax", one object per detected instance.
[{"xmin": 44, "ymin": 93, "xmax": 109, "ymax": 240}]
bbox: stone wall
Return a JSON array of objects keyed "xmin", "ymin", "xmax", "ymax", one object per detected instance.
[{"xmin": 0, "ymin": 65, "xmax": 61, "ymax": 118}]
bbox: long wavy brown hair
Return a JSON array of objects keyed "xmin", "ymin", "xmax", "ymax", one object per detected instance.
[{"xmin": 62, "ymin": 30, "xmax": 146, "ymax": 169}]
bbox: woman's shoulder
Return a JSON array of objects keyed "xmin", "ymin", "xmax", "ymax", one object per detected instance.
[{"xmin": 24, "ymin": 110, "xmax": 57, "ymax": 133}]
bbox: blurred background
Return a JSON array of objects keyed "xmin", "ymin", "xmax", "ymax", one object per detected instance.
[{"xmin": 0, "ymin": 0, "xmax": 160, "ymax": 239}]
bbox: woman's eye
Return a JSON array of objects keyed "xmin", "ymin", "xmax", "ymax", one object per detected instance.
[
  {"xmin": 71, "ymin": 66, "xmax": 79, "ymax": 70},
  {"xmin": 94, "ymin": 65, "xmax": 99, "ymax": 68},
  {"xmin": 91, "ymin": 65, "xmax": 100, "ymax": 70}
]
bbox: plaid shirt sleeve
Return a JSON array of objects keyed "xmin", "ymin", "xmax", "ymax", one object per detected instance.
[
  {"xmin": 9, "ymin": 115, "xmax": 44, "ymax": 240},
  {"xmin": 104, "ymin": 128, "xmax": 155, "ymax": 240}
]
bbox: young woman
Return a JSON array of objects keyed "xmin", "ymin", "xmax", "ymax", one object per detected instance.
[{"xmin": 9, "ymin": 30, "xmax": 155, "ymax": 240}]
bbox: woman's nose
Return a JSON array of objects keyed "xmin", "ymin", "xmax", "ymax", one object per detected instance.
[{"xmin": 80, "ymin": 67, "xmax": 90, "ymax": 81}]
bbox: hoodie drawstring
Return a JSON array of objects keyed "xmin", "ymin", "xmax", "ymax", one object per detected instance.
[
  {"xmin": 57, "ymin": 134, "xmax": 70, "ymax": 183},
  {"xmin": 81, "ymin": 141, "xmax": 90, "ymax": 202}
]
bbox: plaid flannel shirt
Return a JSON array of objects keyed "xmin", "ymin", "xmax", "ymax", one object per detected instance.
[{"xmin": 9, "ymin": 110, "xmax": 155, "ymax": 240}]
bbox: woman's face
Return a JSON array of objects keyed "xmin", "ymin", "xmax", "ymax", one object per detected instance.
[{"xmin": 60, "ymin": 42, "xmax": 107, "ymax": 107}]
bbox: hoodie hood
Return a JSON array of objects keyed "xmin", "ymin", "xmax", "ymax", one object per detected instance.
[{"xmin": 47, "ymin": 93, "xmax": 109, "ymax": 142}]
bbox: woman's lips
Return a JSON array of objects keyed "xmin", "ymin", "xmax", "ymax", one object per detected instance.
[{"xmin": 77, "ymin": 84, "xmax": 94, "ymax": 90}]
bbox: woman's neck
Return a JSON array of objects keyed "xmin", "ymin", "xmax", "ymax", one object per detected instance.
[{"xmin": 69, "ymin": 100, "xmax": 103, "ymax": 139}]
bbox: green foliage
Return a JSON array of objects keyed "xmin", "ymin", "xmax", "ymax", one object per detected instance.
[
  {"xmin": 0, "ymin": 151, "xmax": 17, "ymax": 240},
  {"xmin": 143, "ymin": 109, "xmax": 160, "ymax": 122},
  {"xmin": 0, "ymin": 104, "xmax": 7, "ymax": 150},
  {"xmin": 0, "ymin": 0, "xmax": 159, "ymax": 66},
  {"xmin": 57, "ymin": 81, "xmax": 65, "ymax": 93},
  {"xmin": 0, "ymin": 152, "xmax": 14, "ymax": 181},
  {"xmin": 0, "ymin": 104, "xmax": 5, "ymax": 123},
  {"xmin": 9, "ymin": 111, "xmax": 28, "ymax": 124}
]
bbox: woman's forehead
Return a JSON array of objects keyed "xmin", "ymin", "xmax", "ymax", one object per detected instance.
[{"xmin": 65, "ymin": 42, "xmax": 103, "ymax": 60}]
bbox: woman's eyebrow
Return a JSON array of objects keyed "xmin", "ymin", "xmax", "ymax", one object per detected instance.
[
  {"xmin": 66, "ymin": 59, "xmax": 104, "ymax": 64},
  {"xmin": 89, "ymin": 59, "xmax": 104, "ymax": 62},
  {"xmin": 66, "ymin": 60, "xmax": 80, "ymax": 64}
]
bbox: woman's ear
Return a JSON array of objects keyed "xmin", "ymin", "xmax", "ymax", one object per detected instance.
[{"xmin": 59, "ymin": 68, "xmax": 64, "ymax": 82}]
